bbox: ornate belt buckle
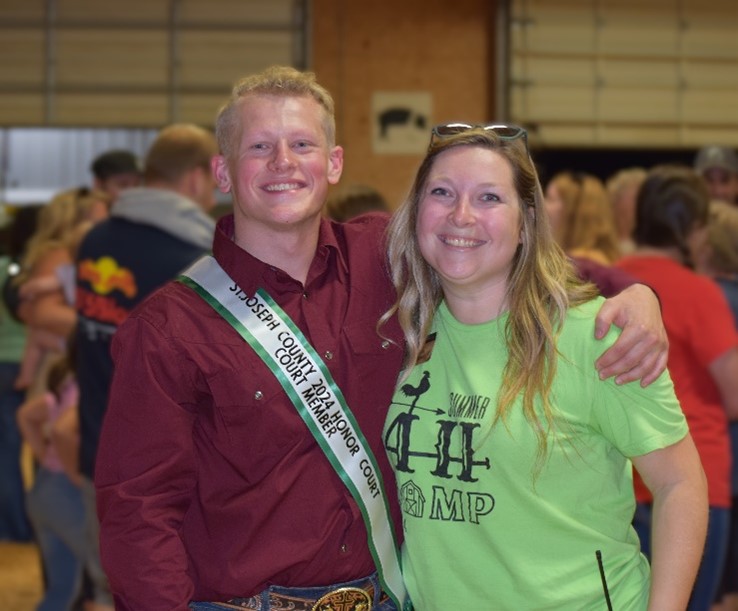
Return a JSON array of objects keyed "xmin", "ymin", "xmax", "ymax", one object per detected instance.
[{"xmin": 312, "ymin": 586, "xmax": 372, "ymax": 610}]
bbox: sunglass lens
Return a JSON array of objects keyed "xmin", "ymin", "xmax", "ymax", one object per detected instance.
[
  {"xmin": 434, "ymin": 123, "xmax": 473, "ymax": 137},
  {"xmin": 486, "ymin": 126, "xmax": 522, "ymax": 139}
]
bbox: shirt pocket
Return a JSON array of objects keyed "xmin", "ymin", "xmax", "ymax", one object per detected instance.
[
  {"xmin": 344, "ymin": 321, "xmax": 397, "ymax": 356},
  {"xmin": 343, "ymin": 321, "xmax": 401, "ymax": 389},
  {"xmin": 206, "ymin": 358, "xmax": 301, "ymax": 452}
]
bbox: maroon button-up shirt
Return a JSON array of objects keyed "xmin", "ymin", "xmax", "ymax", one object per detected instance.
[{"xmin": 96, "ymin": 213, "xmax": 405, "ymax": 610}]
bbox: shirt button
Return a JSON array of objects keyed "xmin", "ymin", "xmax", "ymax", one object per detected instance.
[
  {"xmin": 302, "ymin": 292, "xmax": 308, "ymax": 299},
  {"xmin": 324, "ymin": 351, "xmax": 333, "ymax": 360},
  {"xmin": 381, "ymin": 340, "xmax": 390, "ymax": 350},
  {"xmin": 254, "ymin": 390, "xmax": 263, "ymax": 401},
  {"xmin": 340, "ymin": 544, "xmax": 348, "ymax": 553}
]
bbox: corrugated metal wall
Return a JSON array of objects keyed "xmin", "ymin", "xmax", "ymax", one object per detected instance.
[
  {"xmin": 0, "ymin": 0, "xmax": 307, "ymax": 203},
  {"xmin": 509, "ymin": 0, "xmax": 738, "ymax": 148}
]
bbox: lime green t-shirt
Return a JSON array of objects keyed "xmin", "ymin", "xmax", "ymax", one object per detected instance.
[{"xmin": 384, "ymin": 297, "xmax": 687, "ymax": 610}]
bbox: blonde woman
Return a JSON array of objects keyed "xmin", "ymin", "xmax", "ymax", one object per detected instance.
[
  {"xmin": 15, "ymin": 187, "xmax": 109, "ymax": 391},
  {"xmin": 606, "ymin": 167, "xmax": 647, "ymax": 256},
  {"xmin": 545, "ymin": 171, "xmax": 621, "ymax": 265},
  {"xmin": 383, "ymin": 125, "xmax": 707, "ymax": 609}
]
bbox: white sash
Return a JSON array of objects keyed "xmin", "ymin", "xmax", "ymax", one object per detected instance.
[{"xmin": 179, "ymin": 255, "xmax": 409, "ymax": 610}]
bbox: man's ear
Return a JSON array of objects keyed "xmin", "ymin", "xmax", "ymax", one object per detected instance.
[
  {"xmin": 327, "ymin": 146, "xmax": 344, "ymax": 186},
  {"xmin": 212, "ymin": 155, "xmax": 232, "ymax": 193}
]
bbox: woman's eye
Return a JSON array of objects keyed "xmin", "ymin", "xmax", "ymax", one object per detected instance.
[
  {"xmin": 430, "ymin": 187, "xmax": 449, "ymax": 197},
  {"xmin": 481, "ymin": 193, "xmax": 500, "ymax": 202}
]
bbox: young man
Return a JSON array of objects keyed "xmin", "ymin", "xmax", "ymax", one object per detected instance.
[{"xmin": 95, "ymin": 66, "xmax": 668, "ymax": 610}]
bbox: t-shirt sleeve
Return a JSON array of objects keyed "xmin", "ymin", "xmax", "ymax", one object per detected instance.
[
  {"xmin": 565, "ymin": 299, "xmax": 688, "ymax": 458},
  {"xmin": 684, "ymin": 275, "xmax": 738, "ymax": 366},
  {"xmin": 593, "ymin": 367, "xmax": 688, "ymax": 458}
]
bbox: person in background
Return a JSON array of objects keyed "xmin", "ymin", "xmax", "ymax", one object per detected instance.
[
  {"xmin": 617, "ymin": 165, "xmax": 738, "ymax": 611},
  {"xmin": 15, "ymin": 188, "xmax": 109, "ymax": 394},
  {"xmin": 325, "ymin": 183, "xmax": 390, "ymax": 221},
  {"xmin": 0, "ymin": 205, "xmax": 39, "ymax": 543},
  {"xmin": 543, "ymin": 170, "xmax": 638, "ymax": 296},
  {"xmin": 606, "ymin": 167, "xmax": 647, "ymax": 256},
  {"xmin": 694, "ymin": 145, "xmax": 738, "ymax": 206},
  {"xmin": 382, "ymin": 124, "xmax": 706, "ymax": 610},
  {"xmin": 17, "ymin": 335, "xmax": 85, "ymax": 611},
  {"xmin": 94, "ymin": 66, "xmax": 668, "ymax": 611},
  {"xmin": 16, "ymin": 149, "xmax": 143, "ymax": 304},
  {"xmin": 71, "ymin": 123, "xmax": 217, "ymax": 611},
  {"xmin": 695, "ymin": 200, "xmax": 738, "ymax": 611},
  {"xmin": 545, "ymin": 170, "xmax": 621, "ymax": 265},
  {"xmin": 90, "ymin": 149, "xmax": 142, "ymax": 203}
]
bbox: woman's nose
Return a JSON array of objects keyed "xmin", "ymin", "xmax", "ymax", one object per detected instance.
[{"xmin": 450, "ymin": 197, "xmax": 474, "ymax": 226}]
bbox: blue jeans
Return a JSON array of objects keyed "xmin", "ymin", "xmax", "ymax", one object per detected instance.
[
  {"xmin": 26, "ymin": 467, "xmax": 86, "ymax": 611},
  {"xmin": 634, "ymin": 501, "xmax": 729, "ymax": 611},
  {"xmin": 0, "ymin": 361, "xmax": 33, "ymax": 541},
  {"xmin": 80, "ymin": 476, "xmax": 113, "ymax": 606},
  {"xmin": 189, "ymin": 571, "xmax": 399, "ymax": 610},
  {"xmin": 190, "ymin": 604, "xmax": 397, "ymax": 611}
]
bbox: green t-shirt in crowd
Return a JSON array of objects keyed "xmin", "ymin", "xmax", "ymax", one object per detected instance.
[
  {"xmin": 0, "ymin": 255, "xmax": 26, "ymax": 362},
  {"xmin": 384, "ymin": 297, "xmax": 687, "ymax": 610}
]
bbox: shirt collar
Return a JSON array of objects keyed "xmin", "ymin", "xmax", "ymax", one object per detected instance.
[{"xmin": 212, "ymin": 214, "xmax": 348, "ymax": 295}]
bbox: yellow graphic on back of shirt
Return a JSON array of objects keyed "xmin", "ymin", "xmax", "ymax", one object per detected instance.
[{"xmin": 78, "ymin": 256, "xmax": 137, "ymax": 298}]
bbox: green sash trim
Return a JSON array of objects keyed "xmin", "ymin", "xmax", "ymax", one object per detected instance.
[{"xmin": 178, "ymin": 255, "xmax": 409, "ymax": 610}]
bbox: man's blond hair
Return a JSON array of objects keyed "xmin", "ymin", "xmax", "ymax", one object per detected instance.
[{"xmin": 214, "ymin": 65, "xmax": 337, "ymax": 160}]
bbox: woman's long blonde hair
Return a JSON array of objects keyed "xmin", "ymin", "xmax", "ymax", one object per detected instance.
[
  {"xmin": 550, "ymin": 172, "xmax": 621, "ymax": 264},
  {"xmin": 18, "ymin": 187, "xmax": 108, "ymax": 283},
  {"xmin": 382, "ymin": 129, "xmax": 598, "ymax": 468}
]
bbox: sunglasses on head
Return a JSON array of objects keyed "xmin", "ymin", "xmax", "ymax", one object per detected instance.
[{"xmin": 429, "ymin": 123, "xmax": 528, "ymax": 152}]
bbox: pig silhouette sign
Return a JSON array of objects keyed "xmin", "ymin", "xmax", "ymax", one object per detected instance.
[{"xmin": 372, "ymin": 91, "xmax": 432, "ymax": 154}]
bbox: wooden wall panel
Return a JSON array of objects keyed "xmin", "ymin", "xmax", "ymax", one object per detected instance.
[{"xmin": 312, "ymin": 0, "xmax": 493, "ymax": 209}]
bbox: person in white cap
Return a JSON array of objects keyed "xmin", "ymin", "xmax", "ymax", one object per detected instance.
[{"xmin": 694, "ymin": 145, "xmax": 738, "ymax": 206}]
